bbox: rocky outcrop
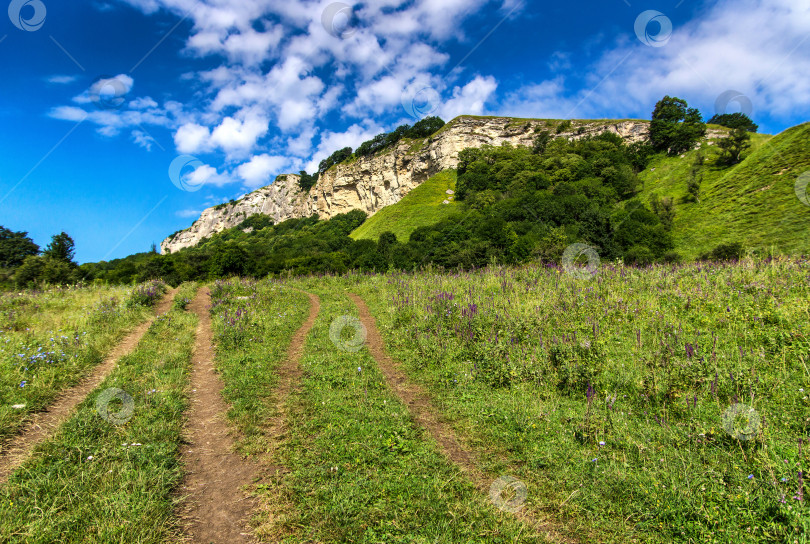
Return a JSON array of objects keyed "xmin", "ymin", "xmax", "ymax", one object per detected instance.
[{"xmin": 162, "ymin": 116, "xmax": 652, "ymax": 253}]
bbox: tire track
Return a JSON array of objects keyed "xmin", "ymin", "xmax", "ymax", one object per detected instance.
[
  {"xmin": 348, "ymin": 293, "xmax": 576, "ymax": 544},
  {"xmin": 0, "ymin": 287, "xmax": 179, "ymax": 484},
  {"xmin": 264, "ymin": 290, "xmax": 320, "ymax": 448},
  {"xmin": 179, "ymin": 288, "xmax": 320, "ymax": 543}
]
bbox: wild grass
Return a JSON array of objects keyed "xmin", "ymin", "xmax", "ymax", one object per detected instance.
[
  {"xmin": 351, "ymin": 170, "xmax": 459, "ymax": 243},
  {"xmin": 353, "ymin": 259, "xmax": 810, "ymax": 543},
  {"xmin": 0, "ymin": 281, "xmax": 167, "ymax": 442},
  {"xmin": 0, "ymin": 284, "xmax": 197, "ymax": 543},
  {"xmin": 208, "ymin": 278, "xmax": 310, "ymax": 456},
  {"xmin": 249, "ymin": 276, "xmax": 547, "ymax": 543}
]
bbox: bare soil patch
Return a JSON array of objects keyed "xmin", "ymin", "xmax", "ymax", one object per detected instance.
[
  {"xmin": 179, "ymin": 288, "xmax": 258, "ymax": 543},
  {"xmin": 0, "ymin": 287, "xmax": 178, "ymax": 484}
]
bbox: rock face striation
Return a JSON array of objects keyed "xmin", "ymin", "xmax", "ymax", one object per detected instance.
[{"xmin": 161, "ymin": 116, "xmax": 652, "ymax": 253}]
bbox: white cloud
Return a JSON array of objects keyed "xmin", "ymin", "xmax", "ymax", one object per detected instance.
[
  {"xmin": 187, "ymin": 164, "xmax": 232, "ymax": 187},
  {"xmin": 237, "ymin": 154, "xmax": 289, "ymax": 188},
  {"xmin": 47, "ymin": 75, "xmax": 78, "ymax": 85},
  {"xmin": 174, "ymin": 123, "xmax": 211, "ymax": 154},
  {"xmin": 502, "ymin": 0, "xmax": 810, "ymax": 123},
  {"xmin": 209, "ymin": 112, "xmax": 269, "ymax": 157},
  {"xmin": 438, "ymin": 76, "xmax": 498, "ymax": 120},
  {"xmin": 73, "ymin": 74, "xmax": 135, "ymax": 106},
  {"xmin": 130, "ymin": 97, "xmax": 159, "ymax": 110},
  {"xmin": 176, "ymin": 208, "xmax": 202, "ymax": 218},
  {"xmin": 132, "ymin": 130, "xmax": 156, "ymax": 151}
]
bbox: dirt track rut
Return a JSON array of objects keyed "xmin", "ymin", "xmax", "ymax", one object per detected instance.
[{"xmin": 0, "ymin": 287, "xmax": 178, "ymax": 484}]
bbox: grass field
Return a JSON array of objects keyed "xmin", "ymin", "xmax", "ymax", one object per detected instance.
[
  {"xmin": 352, "ymin": 259, "xmax": 810, "ymax": 543},
  {"xmin": 0, "ymin": 281, "xmax": 166, "ymax": 442},
  {"xmin": 351, "ymin": 170, "xmax": 459, "ymax": 243},
  {"xmin": 1, "ymin": 261, "xmax": 807, "ymax": 543},
  {"xmin": 0, "ymin": 283, "xmax": 196, "ymax": 543}
]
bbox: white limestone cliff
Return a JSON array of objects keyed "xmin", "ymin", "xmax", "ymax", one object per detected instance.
[{"xmin": 161, "ymin": 116, "xmax": 653, "ymax": 254}]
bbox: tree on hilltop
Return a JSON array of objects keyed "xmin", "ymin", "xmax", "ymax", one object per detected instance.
[
  {"xmin": 650, "ymin": 96, "xmax": 707, "ymax": 155},
  {"xmin": 707, "ymin": 112, "xmax": 758, "ymax": 133}
]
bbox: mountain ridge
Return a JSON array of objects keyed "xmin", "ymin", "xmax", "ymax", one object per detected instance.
[{"xmin": 161, "ymin": 115, "xmax": 665, "ymax": 253}]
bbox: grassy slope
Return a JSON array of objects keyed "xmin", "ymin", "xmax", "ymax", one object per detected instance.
[
  {"xmin": 0, "ymin": 284, "xmax": 199, "ymax": 543},
  {"xmin": 350, "ymin": 170, "xmax": 459, "ymax": 242},
  {"xmin": 354, "ymin": 261, "xmax": 810, "ymax": 543},
  {"xmin": 350, "ymin": 122, "xmax": 810, "ymax": 259},
  {"xmin": 638, "ymin": 123, "xmax": 810, "ymax": 259}
]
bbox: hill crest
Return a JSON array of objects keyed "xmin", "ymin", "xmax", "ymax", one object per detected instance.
[{"xmin": 161, "ymin": 116, "xmax": 661, "ymax": 253}]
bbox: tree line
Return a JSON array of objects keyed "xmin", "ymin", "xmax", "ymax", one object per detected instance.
[{"xmin": 3, "ymin": 96, "xmax": 760, "ymax": 288}]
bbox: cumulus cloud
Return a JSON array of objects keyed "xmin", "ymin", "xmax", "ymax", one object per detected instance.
[
  {"xmin": 503, "ymin": 0, "xmax": 810, "ymax": 123},
  {"xmin": 209, "ymin": 112, "xmax": 269, "ymax": 158},
  {"xmin": 174, "ymin": 123, "xmax": 211, "ymax": 154},
  {"xmin": 236, "ymin": 154, "xmax": 289, "ymax": 188},
  {"xmin": 187, "ymin": 164, "xmax": 232, "ymax": 187},
  {"xmin": 438, "ymin": 76, "xmax": 498, "ymax": 120}
]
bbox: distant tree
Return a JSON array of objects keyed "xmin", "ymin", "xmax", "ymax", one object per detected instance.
[
  {"xmin": 377, "ymin": 231, "xmax": 398, "ymax": 261},
  {"xmin": 717, "ymin": 127, "xmax": 752, "ymax": 165},
  {"xmin": 318, "ymin": 147, "xmax": 353, "ymax": 173},
  {"xmin": 43, "ymin": 232, "xmax": 76, "ymax": 264},
  {"xmin": 150, "ymin": 242, "xmax": 158, "ymax": 254},
  {"xmin": 208, "ymin": 244, "xmax": 252, "ymax": 278},
  {"xmin": 707, "ymin": 112, "xmax": 758, "ymax": 133},
  {"xmin": 0, "ymin": 227, "xmax": 40, "ymax": 269},
  {"xmin": 532, "ymin": 130, "xmax": 552, "ymax": 155},
  {"xmin": 13, "ymin": 255, "xmax": 75, "ymax": 287},
  {"xmin": 298, "ymin": 170, "xmax": 319, "ymax": 192},
  {"xmin": 406, "ymin": 116, "xmax": 445, "ymax": 138},
  {"xmin": 650, "ymin": 96, "xmax": 707, "ymax": 155}
]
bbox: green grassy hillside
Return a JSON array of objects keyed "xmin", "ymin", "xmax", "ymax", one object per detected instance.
[
  {"xmin": 638, "ymin": 122, "xmax": 810, "ymax": 259},
  {"xmin": 352, "ymin": 122, "xmax": 810, "ymax": 259},
  {"xmin": 350, "ymin": 170, "xmax": 459, "ymax": 242}
]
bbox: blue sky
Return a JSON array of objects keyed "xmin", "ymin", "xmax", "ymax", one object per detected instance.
[{"xmin": 1, "ymin": 0, "xmax": 808, "ymax": 263}]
